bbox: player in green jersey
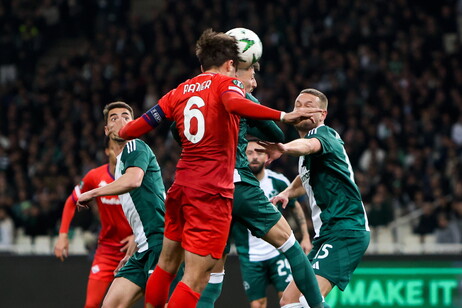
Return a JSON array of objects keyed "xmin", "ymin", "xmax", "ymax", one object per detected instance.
[
  {"xmin": 230, "ymin": 139, "xmax": 312, "ymax": 308},
  {"xmin": 197, "ymin": 64, "xmax": 328, "ymax": 308},
  {"xmin": 77, "ymin": 101, "xmax": 166, "ymax": 308},
  {"xmin": 258, "ymin": 89, "xmax": 370, "ymax": 308}
]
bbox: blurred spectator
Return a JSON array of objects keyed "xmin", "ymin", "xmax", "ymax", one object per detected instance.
[
  {"xmin": 0, "ymin": 206, "xmax": 14, "ymax": 251},
  {"xmin": 414, "ymin": 202, "xmax": 438, "ymax": 241},
  {"xmin": 367, "ymin": 184, "xmax": 394, "ymax": 228},
  {"xmin": 359, "ymin": 138, "xmax": 386, "ymax": 172},
  {"xmin": 0, "ymin": 0, "xmax": 461, "ymax": 252},
  {"xmin": 435, "ymin": 212, "xmax": 461, "ymax": 243}
]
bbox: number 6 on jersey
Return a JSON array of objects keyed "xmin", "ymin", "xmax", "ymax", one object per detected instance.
[{"xmin": 184, "ymin": 96, "xmax": 205, "ymax": 144}]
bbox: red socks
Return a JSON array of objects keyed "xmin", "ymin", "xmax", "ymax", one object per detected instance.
[
  {"xmin": 168, "ymin": 282, "xmax": 200, "ymax": 308},
  {"xmin": 145, "ymin": 266, "xmax": 175, "ymax": 308}
]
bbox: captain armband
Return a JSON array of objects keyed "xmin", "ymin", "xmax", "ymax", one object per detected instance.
[{"xmin": 142, "ymin": 104, "xmax": 166, "ymax": 128}]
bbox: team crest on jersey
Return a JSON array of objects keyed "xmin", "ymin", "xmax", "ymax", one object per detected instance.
[
  {"xmin": 233, "ymin": 79, "xmax": 245, "ymax": 89},
  {"xmin": 91, "ymin": 265, "xmax": 100, "ymax": 274},
  {"xmin": 98, "ymin": 181, "xmax": 108, "ymax": 187}
]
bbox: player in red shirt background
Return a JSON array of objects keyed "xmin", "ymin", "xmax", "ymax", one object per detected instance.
[
  {"xmin": 119, "ymin": 29, "xmax": 320, "ymax": 308},
  {"xmin": 54, "ymin": 138, "xmax": 135, "ymax": 308}
]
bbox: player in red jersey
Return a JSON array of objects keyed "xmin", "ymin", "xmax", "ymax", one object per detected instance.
[
  {"xmin": 54, "ymin": 138, "xmax": 135, "ymax": 308},
  {"xmin": 118, "ymin": 29, "xmax": 319, "ymax": 308}
]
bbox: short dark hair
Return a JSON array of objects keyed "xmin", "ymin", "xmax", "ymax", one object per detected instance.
[
  {"xmin": 103, "ymin": 101, "xmax": 134, "ymax": 124},
  {"xmin": 196, "ymin": 29, "xmax": 240, "ymax": 71},
  {"xmin": 299, "ymin": 88, "xmax": 328, "ymax": 109}
]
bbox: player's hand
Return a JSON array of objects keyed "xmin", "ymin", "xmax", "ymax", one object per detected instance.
[
  {"xmin": 76, "ymin": 191, "xmax": 94, "ymax": 210},
  {"xmin": 54, "ymin": 233, "xmax": 69, "ymax": 262},
  {"xmin": 300, "ymin": 237, "xmax": 313, "ymax": 254},
  {"xmin": 256, "ymin": 141, "xmax": 285, "ymax": 165},
  {"xmin": 270, "ymin": 192, "xmax": 290, "ymax": 209},
  {"xmin": 120, "ymin": 235, "xmax": 137, "ymax": 257},
  {"xmin": 114, "ymin": 255, "xmax": 130, "ymax": 276},
  {"xmin": 281, "ymin": 108, "xmax": 322, "ymax": 124}
]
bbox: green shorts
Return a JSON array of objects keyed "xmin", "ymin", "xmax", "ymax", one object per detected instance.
[
  {"xmin": 115, "ymin": 244, "xmax": 162, "ymax": 289},
  {"xmin": 307, "ymin": 230, "xmax": 370, "ymax": 291},
  {"xmin": 239, "ymin": 253, "xmax": 292, "ymax": 301},
  {"xmin": 232, "ymin": 182, "xmax": 282, "ymax": 238}
]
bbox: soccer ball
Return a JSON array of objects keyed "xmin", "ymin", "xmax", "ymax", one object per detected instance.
[{"xmin": 226, "ymin": 27, "xmax": 263, "ymax": 69}]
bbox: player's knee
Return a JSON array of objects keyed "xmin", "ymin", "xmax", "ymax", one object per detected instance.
[
  {"xmin": 279, "ymin": 293, "xmax": 294, "ymax": 307},
  {"xmin": 250, "ymin": 298, "xmax": 267, "ymax": 308}
]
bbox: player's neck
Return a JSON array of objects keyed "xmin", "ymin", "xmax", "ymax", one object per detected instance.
[
  {"xmin": 113, "ymin": 141, "xmax": 127, "ymax": 156},
  {"xmin": 255, "ymin": 169, "xmax": 265, "ymax": 181}
]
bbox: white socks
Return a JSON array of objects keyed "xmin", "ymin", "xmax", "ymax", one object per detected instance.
[
  {"xmin": 277, "ymin": 232, "xmax": 296, "ymax": 253},
  {"xmin": 208, "ymin": 270, "xmax": 225, "ymax": 284},
  {"xmin": 281, "ymin": 304, "xmax": 303, "ymax": 308}
]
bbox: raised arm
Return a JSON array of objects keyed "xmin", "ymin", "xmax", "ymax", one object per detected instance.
[{"xmin": 222, "ymin": 91, "xmax": 322, "ymax": 124}]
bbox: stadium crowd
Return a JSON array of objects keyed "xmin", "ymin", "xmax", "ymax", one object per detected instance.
[{"xmin": 0, "ymin": 0, "xmax": 461, "ymax": 248}]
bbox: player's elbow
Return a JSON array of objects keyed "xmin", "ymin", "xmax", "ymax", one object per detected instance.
[{"xmin": 128, "ymin": 177, "xmax": 143, "ymax": 189}]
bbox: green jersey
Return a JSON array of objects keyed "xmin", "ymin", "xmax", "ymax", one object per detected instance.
[
  {"xmin": 233, "ymin": 169, "xmax": 295, "ymax": 261},
  {"xmin": 115, "ymin": 139, "xmax": 166, "ymax": 253},
  {"xmin": 300, "ymin": 125, "xmax": 369, "ymax": 238},
  {"xmin": 234, "ymin": 93, "xmax": 284, "ymax": 185}
]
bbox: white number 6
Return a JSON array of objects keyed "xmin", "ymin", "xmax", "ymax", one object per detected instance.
[{"xmin": 184, "ymin": 96, "xmax": 205, "ymax": 144}]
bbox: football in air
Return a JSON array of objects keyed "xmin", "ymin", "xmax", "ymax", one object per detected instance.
[{"xmin": 226, "ymin": 27, "xmax": 263, "ymax": 69}]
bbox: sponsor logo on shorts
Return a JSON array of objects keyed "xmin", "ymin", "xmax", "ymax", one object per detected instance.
[
  {"xmin": 243, "ymin": 281, "xmax": 250, "ymax": 290},
  {"xmin": 91, "ymin": 265, "xmax": 100, "ymax": 274}
]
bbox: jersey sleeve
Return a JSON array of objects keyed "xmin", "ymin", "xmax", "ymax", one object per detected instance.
[
  {"xmin": 306, "ymin": 126, "xmax": 335, "ymax": 156},
  {"xmin": 157, "ymin": 89, "xmax": 176, "ymax": 120},
  {"xmin": 60, "ymin": 171, "xmax": 95, "ymax": 234},
  {"xmin": 121, "ymin": 140, "xmax": 150, "ymax": 173},
  {"xmin": 217, "ymin": 77, "xmax": 246, "ymax": 97}
]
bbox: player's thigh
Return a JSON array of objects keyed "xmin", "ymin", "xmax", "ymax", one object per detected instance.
[
  {"xmin": 102, "ymin": 277, "xmax": 143, "ymax": 308},
  {"xmin": 233, "ymin": 183, "xmax": 282, "ymax": 238},
  {"xmin": 308, "ymin": 231, "xmax": 370, "ymax": 291},
  {"xmin": 115, "ymin": 245, "xmax": 162, "ymax": 291},
  {"xmin": 267, "ymin": 254, "xmax": 292, "ymax": 293},
  {"xmin": 239, "ymin": 256, "xmax": 269, "ymax": 302}
]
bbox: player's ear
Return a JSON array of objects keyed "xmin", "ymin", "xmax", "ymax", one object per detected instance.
[{"xmin": 104, "ymin": 125, "xmax": 109, "ymax": 136}]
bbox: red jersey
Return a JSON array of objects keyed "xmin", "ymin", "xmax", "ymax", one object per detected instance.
[
  {"xmin": 158, "ymin": 73, "xmax": 245, "ymax": 198},
  {"xmin": 59, "ymin": 164, "xmax": 132, "ymax": 249}
]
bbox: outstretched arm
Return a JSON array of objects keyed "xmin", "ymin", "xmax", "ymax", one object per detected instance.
[
  {"xmin": 270, "ymin": 175, "xmax": 306, "ymax": 208},
  {"xmin": 257, "ymin": 137, "xmax": 322, "ymax": 164},
  {"xmin": 222, "ymin": 91, "xmax": 322, "ymax": 124},
  {"xmin": 77, "ymin": 167, "xmax": 144, "ymax": 208}
]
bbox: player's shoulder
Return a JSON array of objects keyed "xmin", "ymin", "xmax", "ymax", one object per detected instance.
[
  {"xmin": 265, "ymin": 169, "xmax": 290, "ymax": 185},
  {"xmin": 306, "ymin": 124, "xmax": 337, "ymax": 138},
  {"xmin": 123, "ymin": 139, "xmax": 150, "ymax": 154},
  {"xmin": 84, "ymin": 163, "xmax": 110, "ymax": 182}
]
